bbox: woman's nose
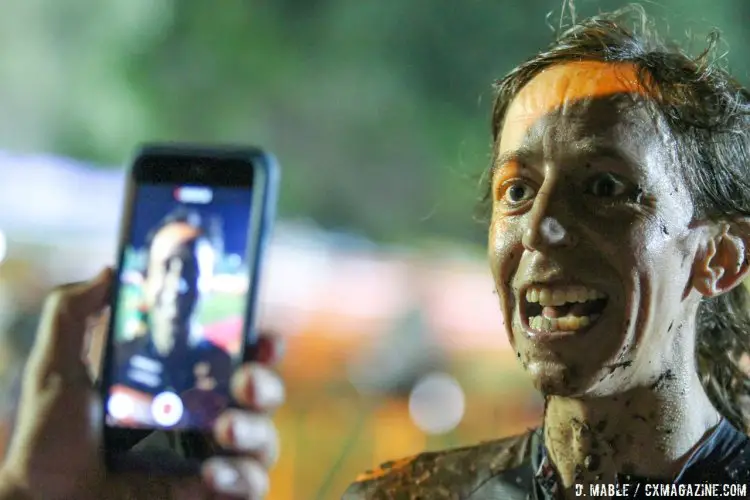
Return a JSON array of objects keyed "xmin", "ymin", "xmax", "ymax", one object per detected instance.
[
  {"xmin": 521, "ymin": 187, "xmax": 579, "ymax": 252},
  {"xmin": 523, "ymin": 215, "xmax": 578, "ymax": 251}
]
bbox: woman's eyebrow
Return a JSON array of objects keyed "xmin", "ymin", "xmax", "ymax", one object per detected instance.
[
  {"xmin": 491, "ymin": 141, "xmax": 645, "ymax": 180},
  {"xmin": 492, "ymin": 147, "xmax": 535, "ymax": 178}
]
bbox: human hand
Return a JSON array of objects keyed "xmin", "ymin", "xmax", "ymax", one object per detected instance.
[{"xmin": 0, "ymin": 269, "xmax": 286, "ymax": 499}]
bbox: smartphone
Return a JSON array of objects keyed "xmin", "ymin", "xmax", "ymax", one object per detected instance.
[{"xmin": 99, "ymin": 144, "xmax": 278, "ymax": 474}]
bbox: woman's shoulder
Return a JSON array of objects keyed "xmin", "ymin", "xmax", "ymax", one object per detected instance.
[{"xmin": 342, "ymin": 429, "xmax": 538, "ymax": 499}]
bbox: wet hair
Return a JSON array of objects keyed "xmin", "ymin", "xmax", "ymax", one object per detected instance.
[
  {"xmin": 144, "ymin": 207, "xmax": 223, "ymax": 265},
  {"xmin": 479, "ymin": 4, "xmax": 750, "ymax": 430}
]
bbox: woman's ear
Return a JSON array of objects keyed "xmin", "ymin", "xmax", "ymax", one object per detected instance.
[{"xmin": 692, "ymin": 218, "xmax": 750, "ymax": 297}]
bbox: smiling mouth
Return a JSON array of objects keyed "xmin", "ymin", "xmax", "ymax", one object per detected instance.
[{"xmin": 522, "ymin": 284, "xmax": 608, "ymax": 335}]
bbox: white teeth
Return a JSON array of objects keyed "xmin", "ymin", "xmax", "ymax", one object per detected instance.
[
  {"xmin": 524, "ymin": 285, "xmax": 606, "ymax": 332},
  {"xmin": 525, "ymin": 285, "xmax": 606, "ymax": 306}
]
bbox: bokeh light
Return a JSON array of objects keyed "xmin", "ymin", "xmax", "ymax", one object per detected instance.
[{"xmin": 408, "ymin": 372, "xmax": 466, "ymax": 435}]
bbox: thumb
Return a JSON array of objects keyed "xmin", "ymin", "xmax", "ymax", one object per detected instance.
[{"xmin": 28, "ymin": 268, "xmax": 113, "ymax": 385}]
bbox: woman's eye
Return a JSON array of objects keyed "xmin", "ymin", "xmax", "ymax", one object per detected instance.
[
  {"xmin": 586, "ymin": 173, "xmax": 627, "ymax": 198},
  {"xmin": 501, "ymin": 181, "xmax": 536, "ymax": 205}
]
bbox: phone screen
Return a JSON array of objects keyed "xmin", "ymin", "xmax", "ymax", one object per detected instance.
[{"xmin": 105, "ymin": 182, "xmax": 253, "ymax": 431}]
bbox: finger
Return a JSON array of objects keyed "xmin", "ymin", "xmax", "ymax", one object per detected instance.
[
  {"xmin": 254, "ymin": 332, "xmax": 285, "ymax": 366},
  {"xmin": 84, "ymin": 306, "xmax": 110, "ymax": 382},
  {"xmin": 231, "ymin": 364, "xmax": 285, "ymax": 411},
  {"xmin": 29, "ymin": 268, "xmax": 113, "ymax": 382},
  {"xmin": 213, "ymin": 409, "xmax": 279, "ymax": 467},
  {"xmin": 203, "ymin": 457, "xmax": 269, "ymax": 499}
]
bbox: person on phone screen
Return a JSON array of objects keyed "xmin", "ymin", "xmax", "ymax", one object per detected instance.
[{"xmin": 115, "ymin": 209, "xmax": 232, "ymax": 405}]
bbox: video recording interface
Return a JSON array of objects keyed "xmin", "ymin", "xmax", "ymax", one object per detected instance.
[{"xmin": 106, "ymin": 183, "xmax": 253, "ymax": 431}]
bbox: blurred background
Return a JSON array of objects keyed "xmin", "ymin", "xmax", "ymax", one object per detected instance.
[{"xmin": 0, "ymin": 0, "xmax": 748, "ymax": 498}]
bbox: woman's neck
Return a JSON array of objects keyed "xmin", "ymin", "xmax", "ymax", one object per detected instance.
[{"xmin": 543, "ymin": 371, "xmax": 721, "ymax": 496}]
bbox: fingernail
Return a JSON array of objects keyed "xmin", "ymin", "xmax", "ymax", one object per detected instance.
[
  {"xmin": 265, "ymin": 336, "xmax": 286, "ymax": 365},
  {"xmin": 232, "ymin": 414, "xmax": 269, "ymax": 449},
  {"xmin": 272, "ymin": 337, "xmax": 286, "ymax": 365},
  {"xmin": 246, "ymin": 461, "xmax": 270, "ymax": 497},
  {"xmin": 254, "ymin": 368, "xmax": 285, "ymax": 408},
  {"xmin": 204, "ymin": 458, "xmax": 244, "ymax": 495}
]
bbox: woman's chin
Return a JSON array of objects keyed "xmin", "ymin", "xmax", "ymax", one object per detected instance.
[{"xmin": 526, "ymin": 360, "xmax": 589, "ymax": 397}]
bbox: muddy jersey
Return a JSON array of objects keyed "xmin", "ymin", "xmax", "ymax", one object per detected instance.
[{"xmin": 342, "ymin": 419, "xmax": 750, "ymax": 499}]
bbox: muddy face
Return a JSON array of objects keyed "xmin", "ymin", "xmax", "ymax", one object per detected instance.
[
  {"xmin": 144, "ymin": 222, "xmax": 203, "ymax": 355},
  {"xmin": 488, "ymin": 62, "xmax": 697, "ymax": 397}
]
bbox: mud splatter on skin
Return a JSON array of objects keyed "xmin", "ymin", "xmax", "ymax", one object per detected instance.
[
  {"xmin": 604, "ymin": 360, "xmax": 633, "ymax": 377},
  {"xmin": 650, "ymin": 369, "xmax": 675, "ymax": 390},
  {"xmin": 618, "ymin": 341, "xmax": 631, "ymax": 355},
  {"xmin": 570, "ymin": 418, "xmax": 590, "ymax": 432},
  {"xmin": 668, "ymin": 321, "xmax": 674, "ymax": 332},
  {"xmin": 661, "ymin": 224, "xmax": 669, "ymax": 235},
  {"xmin": 519, "ymin": 353, "xmax": 531, "ymax": 367}
]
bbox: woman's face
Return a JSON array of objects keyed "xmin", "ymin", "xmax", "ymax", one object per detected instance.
[{"xmin": 489, "ymin": 62, "xmax": 700, "ymax": 397}]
